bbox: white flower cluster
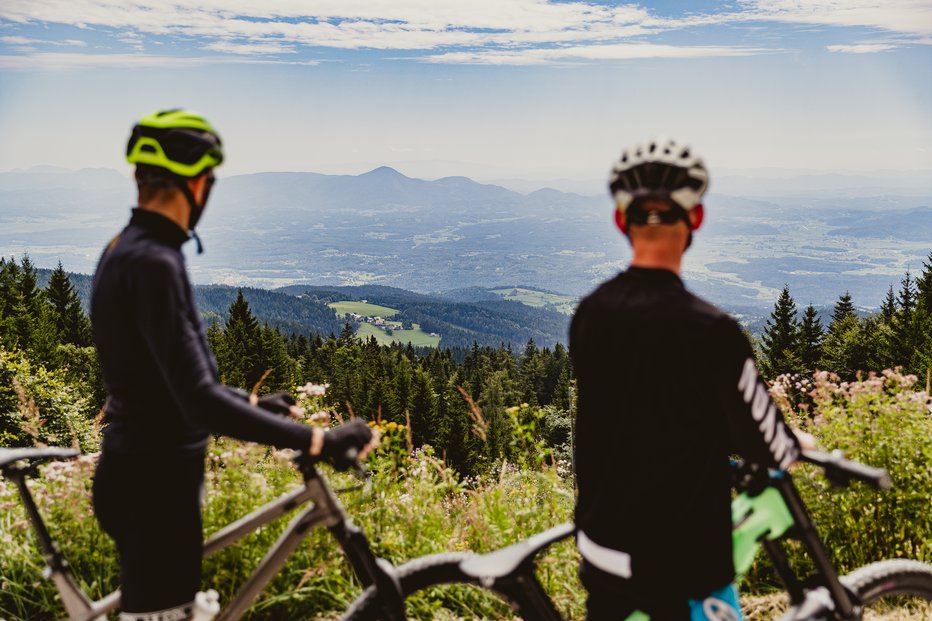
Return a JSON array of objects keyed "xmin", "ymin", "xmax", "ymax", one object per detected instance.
[{"xmin": 298, "ymin": 383, "xmax": 329, "ymax": 398}]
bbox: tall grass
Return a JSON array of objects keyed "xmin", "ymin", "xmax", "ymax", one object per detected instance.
[{"xmin": 1, "ymin": 370, "xmax": 930, "ymax": 619}]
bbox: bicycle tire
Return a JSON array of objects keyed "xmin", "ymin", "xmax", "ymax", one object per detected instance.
[
  {"xmin": 841, "ymin": 559, "xmax": 932, "ymax": 614},
  {"xmin": 343, "ymin": 551, "xmax": 562, "ymax": 621}
]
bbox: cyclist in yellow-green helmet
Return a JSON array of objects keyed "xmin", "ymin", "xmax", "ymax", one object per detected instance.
[{"xmin": 91, "ymin": 109, "xmax": 377, "ymax": 620}]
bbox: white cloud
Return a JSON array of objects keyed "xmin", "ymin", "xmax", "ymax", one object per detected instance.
[
  {"xmin": 0, "ymin": 0, "xmax": 928, "ymax": 67},
  {"xmin": 425, "ymin": 42, "xmax": 772, "ymax": 65},
  {"xmin": 204, "ymin": 40, "xmax": 296, "ymax": 55},
  {"xmin": 0, "ymin": 34, "xmax": 86, "ymax": 46},
  {"xmin": 826, "ymin": 43, "xmax": 897, "ymax": 53},
  {"xmin": 737, "ymin": 0, "xmax": 932, "ymax": 39},
  {"xmin": 0, "ymin": 51, "xmax": 319, "ymax": 70}
]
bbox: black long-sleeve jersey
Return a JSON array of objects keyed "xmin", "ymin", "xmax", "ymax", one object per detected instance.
[
  {"xmin": 570, "ymin": 266, "xmax": 799, "ymax": 598},
  {"xmin": 91, "ymin": 209, "xmax": 312, "ymax": 456}
]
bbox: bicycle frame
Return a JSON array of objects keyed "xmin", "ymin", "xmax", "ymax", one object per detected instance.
[
  {"xmin": 460, "ymin": 455, "xmax": 883, "ymax": 621},
  {"xmin": 3, "ymin": 453, "xmax": 403, "ymax": 621},
  {"xmin": 750, "ymin": 471, "xmax": 861, "ymax": 621}
]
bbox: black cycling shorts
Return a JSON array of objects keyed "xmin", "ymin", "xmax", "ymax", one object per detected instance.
[{"xmin": 93, "ymin": 450, "xmax": 204, "ymax": 613}]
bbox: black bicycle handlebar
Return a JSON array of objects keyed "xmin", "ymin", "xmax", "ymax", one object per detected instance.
[
  {"xmin": 801, "ymin": 449, "xmax": 891, "ymax": 490},
  {"xmin": 293, "ymin": 447, "xmax": 365, "ymax": 478}
]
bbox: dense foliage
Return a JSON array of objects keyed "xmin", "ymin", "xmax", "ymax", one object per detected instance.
[{"xmin": 207, "ymin": 290, "xmax": 574, "ymax": 476}]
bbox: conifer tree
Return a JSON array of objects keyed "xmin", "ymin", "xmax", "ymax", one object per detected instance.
[
  {"xmin": 897, "ymin": 269, "xmax": 916, "ymax": 316},
  {"xmin": 831, "ymin": 291, "xmax": 856, "ymax": 327},
  {"xmin": 890, "ymin": 270, "xmax": 923, "ymax": 372},
  {"xmin": 880, "ymin": 285, "xmax": 897, "ymax": 324},
  {"xmin": 221, "ymin": 290, "xmax": 262, "ymax": 388},
  {"xmin": 46, "ymin": 261, "xmax": 91, "ymax": 347},
  {"xmin": 916, "ymin": 252, "xmax": 932, "ymax": 314},
  {"xmin": 798, "ymin": 304, "xmax": 824, "ymax": 374},
  {"xmin": 0, "ymin": 259, "xmax": 22, "ymax": 348},
  {"xmin": 258, "ymin": 325, "xmax": 294, "ymax": 392},
  {"xmin": 760, "ymin": 285, "xmax": 801, "ymax": 377}
]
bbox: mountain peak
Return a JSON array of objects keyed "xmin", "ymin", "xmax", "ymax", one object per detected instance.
[{"xmin": 360, "ymin": 166, "xmax": 408, "ymax": 179}]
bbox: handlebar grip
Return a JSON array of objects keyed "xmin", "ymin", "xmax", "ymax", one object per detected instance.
[{"xmin": 803, "ymin": 450, "xmax": 892, "ymax": 490}]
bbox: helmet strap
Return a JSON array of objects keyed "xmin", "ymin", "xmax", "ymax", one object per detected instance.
[{"xmin": 175, "ymin": 174, "xmax": 214, "ymax": 255}]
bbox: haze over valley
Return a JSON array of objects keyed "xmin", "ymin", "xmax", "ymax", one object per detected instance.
[{"xmin": 3, "ymin": 165, "xmax": 930, "ymax": 323}]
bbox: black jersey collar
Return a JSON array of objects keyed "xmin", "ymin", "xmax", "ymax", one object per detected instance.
[
  {"xmin": 625, "ymin": 266, "xmax": 684, "ymax": 287},
  {"xmin": 130, "ymin": 208, "xmax": 189, "ymax": 249}
]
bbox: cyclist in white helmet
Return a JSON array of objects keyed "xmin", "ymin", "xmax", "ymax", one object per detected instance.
[{"xmin": 570, "ymin": 138, "xmax": 812, "ymax": 620}]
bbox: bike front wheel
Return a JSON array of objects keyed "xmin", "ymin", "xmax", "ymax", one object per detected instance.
[
  {"xmin": 343, "ymin": 551, "xmax": 564, "ymax": 621},
  {"xmin": 841, "ymin": 559, "xmax": 932, "ymax": 617}
]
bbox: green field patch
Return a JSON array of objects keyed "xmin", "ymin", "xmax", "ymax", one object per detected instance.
[
  {"xmin": 491, "ymin": 288, "xmax": 577, "ymax": 315},
  {"xmin": 356, "ymin": 322, "xmax": 441, "ymax": 347},
  {"xmin": 328, "ymin": 301, "xmax": 399, "ymax": 318}
]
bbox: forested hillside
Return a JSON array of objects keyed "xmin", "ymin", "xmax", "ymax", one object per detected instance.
[{"xmin": 280, "ymin": 284, "xmax": 570, "ymax": 347}]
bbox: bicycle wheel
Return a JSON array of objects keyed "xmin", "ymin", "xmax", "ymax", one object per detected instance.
[
  {"xmin": 343, "ymin": 551, "xmax": 563, "ymax": 621},
  {"xmin": 841, "ymin": 559, "xmax": 932, "ymax": 617}
]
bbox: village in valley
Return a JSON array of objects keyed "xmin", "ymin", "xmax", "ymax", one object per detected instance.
[{"xmin": 328, "ymin": 300, "xmax": 441, "ymax": 347}]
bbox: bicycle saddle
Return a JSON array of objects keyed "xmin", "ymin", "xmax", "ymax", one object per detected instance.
[
  {"xmin": 0, "ymin": 447, "xmax": 80, "ymax": 471},
  {"xmin": 460, "ymin": 522, "xmax": 576, "ymax": 580}
]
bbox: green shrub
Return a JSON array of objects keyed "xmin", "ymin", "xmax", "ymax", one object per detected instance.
[
  {"xmin": 745, "ymin": 369, "xmax": 932, "ymax": 592},
  {"xmin": 796, "ymin": 369, "xmax": 932, "ymax": 567},
  {"xmin": 0, "ymin": 347, "xmax": 99, "ymax": 451}
]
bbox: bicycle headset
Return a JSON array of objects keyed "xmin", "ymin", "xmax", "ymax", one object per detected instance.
[
  {"xmin": 608, "ymin": 137, "xmax": 709, "ymax": 244},
  {"xmin": 126, "ymin": 109, "xmax": 224, "ymax": 246}
]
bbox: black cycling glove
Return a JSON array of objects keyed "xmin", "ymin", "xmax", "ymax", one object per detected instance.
[
  {"xmin": 320, "ymin": 419, "xmax": 374, "ymax": 470},
  {"xmin": 256, "ymin": 392, "xmax": 298, "ymax": 416}
]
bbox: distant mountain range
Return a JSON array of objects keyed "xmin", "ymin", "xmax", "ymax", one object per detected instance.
[{"xmin": 4, "ymin": 166, "xmax": 931, "ymax": 317}]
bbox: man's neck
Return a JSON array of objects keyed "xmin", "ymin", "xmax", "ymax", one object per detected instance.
[
  {"xmin": 629, "ymin": 247, "xmax": 682, "ymax": 275},
  {"xmin": 138, "ymin": 196, "xmax": 188, "ymax": 233}
]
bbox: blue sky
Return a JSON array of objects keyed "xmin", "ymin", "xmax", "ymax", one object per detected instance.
[{"xmin": 1, "ymin": 1, "xmax": 930, "ymax": 181}]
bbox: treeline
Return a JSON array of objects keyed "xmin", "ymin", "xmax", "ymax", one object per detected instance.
[{"xmin": 757, "ymin": 253, "xmax": 932, "ymax": 380}]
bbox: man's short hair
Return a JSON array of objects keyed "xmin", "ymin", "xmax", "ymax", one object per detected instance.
[{"xmin": 135, "ymin": 164, "xmax": 181, "ymax": 204}]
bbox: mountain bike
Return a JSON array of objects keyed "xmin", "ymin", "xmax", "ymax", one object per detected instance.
[
  {"xmin": 0, "ymin": 446, "xmax": 413, "ymax": 621},
  {"xmin": 342, "ymin": 450, "xmax": 932, "ymax": 621}
]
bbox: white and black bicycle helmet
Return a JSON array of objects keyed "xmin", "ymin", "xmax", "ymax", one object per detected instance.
[{"xmin": 608, "ymin": 137, "xmax": 709, "ymax": 231}]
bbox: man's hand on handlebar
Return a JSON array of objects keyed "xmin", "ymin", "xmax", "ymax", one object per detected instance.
[
  {"xmin": 249, "ymin": 391, "xmax": 305, "ymax": 419},
  {"xmin": 310, "ymin": 419, "xmax": 380, "ymax": 469}
]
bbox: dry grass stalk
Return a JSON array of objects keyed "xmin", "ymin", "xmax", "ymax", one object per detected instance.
[
  {"xmin": 250, "ymin": 368, "xmax": 273, "ymax": 397},
  {"xmin": 13, "ymin": 377, "xmax": 47, "ymax": 447},
  {"xmin": 456, "ymin": 386, "xmax": 488, "ymax": 442},
  {"xmin": 404, "ymin": 410, "xmax": 413, "ymax": 453}
]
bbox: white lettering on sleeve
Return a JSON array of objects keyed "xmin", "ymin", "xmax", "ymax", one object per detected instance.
[
  {"xmin": 738, "ymin": 358, "xmax": 757, "ymax": 402},
  {"xmin": 736, "ymin": 357, "xmax": 798, "ymax": 469}
]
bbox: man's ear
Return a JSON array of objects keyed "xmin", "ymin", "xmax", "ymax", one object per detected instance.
[
  {"xmin": 187, "ymin": 174, "xmax": 208, "ymax": 204},
  {"xmin": 689, "ymin": 203, "xmax": 704, "ymax": 231},
  {"xmin": 614, "ymin": 209, "xmax": 627, "ymax": 234}
]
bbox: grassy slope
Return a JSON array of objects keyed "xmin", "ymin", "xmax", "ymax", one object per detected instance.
[
  {"xmin": 356, "ymin": 322, "xmax": 441, "ymax": 347},
  {"xmin": 329, "ymin": 301, "xmax": 399, "ymax": 317},
  {"xmin": 491, "ymin": 287, "xmax": 577, "ymax": 315}
]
